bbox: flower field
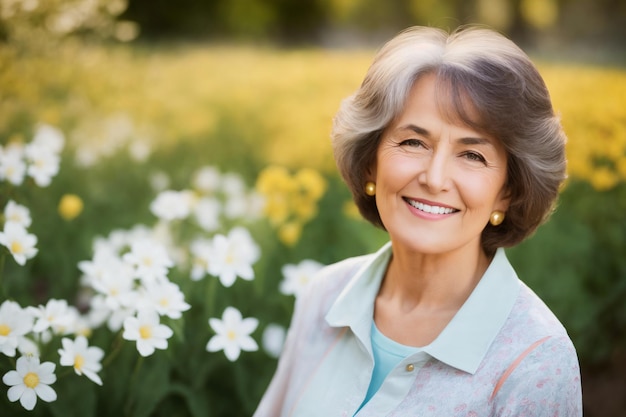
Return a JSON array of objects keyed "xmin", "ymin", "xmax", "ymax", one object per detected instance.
[{"xmin": 1, "ymin": 41, "xmax": 625, "ymax": 416}]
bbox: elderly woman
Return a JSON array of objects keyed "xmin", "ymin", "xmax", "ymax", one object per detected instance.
[{"xmin": 254, "ymin": 26, "xmax": 582, "ymax": 416}]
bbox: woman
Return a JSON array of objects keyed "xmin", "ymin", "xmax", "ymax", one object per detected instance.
[{"xmin": 254, "ymin": 26, "xmax": 582, "ymax": 416}]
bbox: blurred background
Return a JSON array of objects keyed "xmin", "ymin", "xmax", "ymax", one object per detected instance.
[{"xmin": 1, "ymin": 0, "xmax": 625, "ymax": 416}]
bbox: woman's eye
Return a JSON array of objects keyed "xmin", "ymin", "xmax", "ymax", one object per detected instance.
[
  {"xmin": 463, "ymin": 152, "xmax": 486, "ymax": 163},
  {"xmin": 399, "ymin": 139, "xmax": 425, "ymax": 147}
]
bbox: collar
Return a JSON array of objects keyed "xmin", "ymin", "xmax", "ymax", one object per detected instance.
[{"xmin": 325, "ymin": 242, "xmax": 520, "ymax": 374}]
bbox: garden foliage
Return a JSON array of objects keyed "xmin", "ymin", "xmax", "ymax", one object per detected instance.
[{"xmin": 0, "ymin": 34, "xmax": 625, "ymax": 416}]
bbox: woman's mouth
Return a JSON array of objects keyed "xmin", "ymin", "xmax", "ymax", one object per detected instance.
[{"xmin": 403, "ymin": 198, "xmax": 458, "ymax": 215}]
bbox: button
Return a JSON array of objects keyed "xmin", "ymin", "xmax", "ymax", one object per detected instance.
[{"xmin": 405, "ymin": 364, "xmax": 415, "ymax": 372}]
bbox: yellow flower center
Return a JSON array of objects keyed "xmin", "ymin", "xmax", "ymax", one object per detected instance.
[
  {"xmin": 227, "ymin": 330, "xmax": 237, "ymax": 341},
  {"xmin": 10, "ymin": 241, "xmax": 23, "ymax": 254},
  {"xmin": 0, "ymin": 324, "xmax": 10, "ymax": 336},
  {"xmin": 159, "ymin": 298, "xmax": 169, "ymax": 307},
  {"xmin": 139, "ymin": 325, "xmax": 152, "ymax": 339},
  {"xmin": 142, "ymin": 257, "xmax": 153, "ymax": 267},
  {"xmin": 74, "ymin": 354, "xmax": 85, "ymax": 371},
  {"xmin": 23, "ymin": 372, "xmax": 39, "ymax": 388},
  {"xmin": 225, "ymin": 252, "xmax": 234, "ymax": 265}
]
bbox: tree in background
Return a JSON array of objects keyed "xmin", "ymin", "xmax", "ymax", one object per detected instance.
[{"xmin": 117, "ymin": 0, "xmax": 626, "ymax": 52}]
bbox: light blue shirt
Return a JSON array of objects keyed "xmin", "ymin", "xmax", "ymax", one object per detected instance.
[
  {"xmin": 254, "ymin": 242, "xmax": 582, "ymax": 417},
  {"xmin": 362, "ymin": 323, "xmax": 421, "ymax": 407}
]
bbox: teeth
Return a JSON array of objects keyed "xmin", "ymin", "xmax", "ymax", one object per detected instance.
[{"xmin": 408, "ymin": 199, "xmax": 456, "ymax": 214}]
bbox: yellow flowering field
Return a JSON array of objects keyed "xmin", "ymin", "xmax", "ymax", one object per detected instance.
[
  {"xmin": 542, "ymin": 65, "xmax": 626, "ymax": 190},
  {"xmin": 3, "ymin": 43, "xmax": 625, "ymax": 189}
]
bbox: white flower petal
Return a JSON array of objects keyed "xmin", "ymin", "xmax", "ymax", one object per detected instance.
[
  {"xmin": 136, "ymin": 340, "xmax": 155, "ymax": 357},
  {"xmin": 206, "ymin": 336, "xmax": 225, "ymax": 352},
  {"xmin": 238, "ymin": 336, "xmax": 259, "ymax": 352},
  {"xmin": 82, "ymin": 369, "xmax": 103, "ymax": 386},
  {"xmin": 223, "ymin": 344, "xmax": 241, "ymax": 361},
  {"xmin": 7, "ymin": 384, "xmax": 26, "ymax": 401},
  {"xmin": 2, "ymin": 370, "xmax": 21, "ymax": 386},
  {"xmin": 240, "ymin": 317, "xmax": 259, "ymax": 334},
  {"xmin": 208, "ymin": 318, "xmax": 225, "ymax": 334},
  {"xmin": 19, "ymin": 388, "xmax": 37, "ymax": 410},
  {"xmin": 35, "ymin": 384, "xmax": 57, "ymax": 402}
]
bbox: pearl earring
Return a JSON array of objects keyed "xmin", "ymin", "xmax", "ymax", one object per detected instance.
[
  {"xmin": 364, "ymin": 181, "xmax": 376, "ymax": 196},
  {"xmin": 489, "ymin": 210, "xmax": 505, "ymax": 226}
]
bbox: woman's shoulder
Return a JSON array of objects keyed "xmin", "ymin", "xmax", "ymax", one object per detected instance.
[
  {"xmin": 487, "ymin": 280, "xmax": 579, "ymax": 375},
  {"xmin": 510, "ymin": 282, "xmax": 571, "ymax": 339},
  {"xmin": 483, "ymin": 279, "xmax": 578, "ymax": 376}
]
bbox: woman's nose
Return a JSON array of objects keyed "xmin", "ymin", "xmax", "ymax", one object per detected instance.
[{"xmin": 418, "ymin": 152, "xmax": 451, "ymax": 193}]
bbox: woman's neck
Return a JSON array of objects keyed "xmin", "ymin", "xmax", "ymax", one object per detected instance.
[
  {"xmin": 373, "ymin": 242, "xmax": 492, "ymax": 346},
  {"xmin": 378, "ymin": 242, "xmax": 491, "ymax": 313}
]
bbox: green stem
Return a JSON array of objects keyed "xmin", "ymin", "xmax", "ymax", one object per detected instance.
[
  {"xmin": 102, "ymin": 331, "xmax": 124, "ymax": 368},
  {"xmin": 124, "ymin": 355, "xmax": 144, "ymax": 416}
]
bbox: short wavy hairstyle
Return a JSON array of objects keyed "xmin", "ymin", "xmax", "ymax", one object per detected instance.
[{"xmin": 331, "ymin": 26, "xmax": 567, "ymax": 254}]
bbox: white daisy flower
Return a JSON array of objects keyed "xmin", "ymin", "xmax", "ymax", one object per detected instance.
[
  {"xmin": 28, "ymin": 299, "xmax": 73, "ymax": 335},
  {"xmin": 107, "ymin": 306, "xmax": 136, "ymax": 333},
  {"xmin": 17, "ymin": 337, "xmax": 40, "ymax": 357},
  {"xmin": 207, "ymin": 227, "xmax": 260, "ymax": 288},
  {"xmin": 139, "ymin": 281, "xmax": 190, "ymax": 319},
  {"xmin": 0, "ymin": 221, "xmax": 38, "ymax": 265},
  {"xmin": 0, "ymin": 300, "xmax": 34, "ymax": 357},
  {"xmin": 58, "ymin": 336, "xmax": 104, "ymax": 385},
  {"xmin": 206, "ymin": 306, "xmax": 259, "ymax": 361},
  {"xmin": 24, "ymin": 143, "xmax": 61, "ymax": 187},
  {"xmin": 189, "ymin": 238, "xmax": 212, "ymax": 281},
  {"xmin": 0, "ymin": 144, "xmax": 27, "ymax": 185},
  {"xmin": 89, "ymin": 267, "xmax": 137, "ymax": 311},
  {"xmin": 32, "ymin": 124, "xmax": 65, "ymax": 154},
  {"xmin": 224, "ymin": 193, "xmax": 249, "ymax": 220},
  {"xmin": 78, "ymin": 248, "xmax": 132, "ymax": 289},
  {"xmin": 221, "ymin": 172, "xmax": 246, "ymax": 196},
  {"xmin": 122, "ymin": 239, "xmax": 174, "ymax": 284},
  {"xmin": 193, "ymin": 196, "xmax": 221, "ymax": 232},
  {"xmin": 279, "ymin": 259, "xmax": 325, "ymax": 298},
  {"xmin": 122, "ymin": 309, "xmax": 173, "ymax": 357},
  {"xmin": 262, "ymin": 323, "xmax": 286, "ymax": 359},
  {"xmin": 192, "ymin": 166, "xmax": 221, "ymax": 194},
  {"xmin": 3, "ymin": 200, "xmax": 32, "ymax": 228},
  {"xmin": 2, "ymin": 355, "xmax": 57, "ymax": 410},
  {"xmin": 149, "ymin": 190, "xmax": 193, "ymax": 221}
]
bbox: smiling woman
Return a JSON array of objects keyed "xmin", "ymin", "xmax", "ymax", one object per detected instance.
[{"xmin": 254, "ymin": 25, "xmax": 582, "ymax": 417}]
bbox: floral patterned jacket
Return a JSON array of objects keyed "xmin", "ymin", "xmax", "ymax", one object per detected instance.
[{"xmin": 254, "ymin": 243, "xmax": 583, "ymax": 417}]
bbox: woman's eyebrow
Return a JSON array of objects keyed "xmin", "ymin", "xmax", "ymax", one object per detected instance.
[
  {"xmin": 458, "ymin": 136, "xmax": 493, "ymax": 146},
  {"xmin": 400, "ymin": 124, "xmax": 430, "ymax": 137}
]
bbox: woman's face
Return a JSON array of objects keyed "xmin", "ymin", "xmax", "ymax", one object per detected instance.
[{"xmin": 371, "ymin": 74, "xmax": 509, "ymax": 256}]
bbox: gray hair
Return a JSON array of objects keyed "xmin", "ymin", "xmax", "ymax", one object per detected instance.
[{"xmin": 331, "ymin": 25, "xmax": 567, "ymax": 253}]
